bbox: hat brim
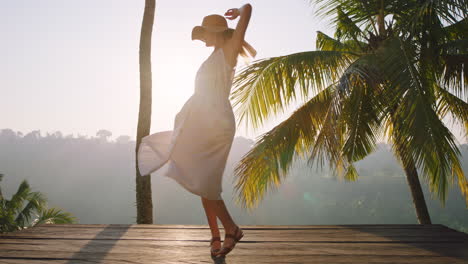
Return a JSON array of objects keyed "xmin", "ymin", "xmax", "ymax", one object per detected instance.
[{"xmin": 191, "ymin": 26, "xmax": 234, "ymax": 41}]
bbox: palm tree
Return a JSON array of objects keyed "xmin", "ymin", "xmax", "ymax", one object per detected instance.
[
  {"xmin": 0, "ymin": 174, "xmax": 76, "ymax": 233},
  {"xmin": 135, "ymin": 0, "xmax": 156, "ymax": 224},
  {"xmin": 229, "ymin": 0, "xmax": 468, "ymax": 224}
]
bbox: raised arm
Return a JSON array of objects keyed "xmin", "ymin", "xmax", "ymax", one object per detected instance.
[{"xmin": 224, "ymin": 3, "xmax": 252, "ymax": 65}]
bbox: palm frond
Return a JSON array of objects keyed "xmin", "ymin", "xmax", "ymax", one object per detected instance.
[
  {"xmin": 438, "ymin": 40, "xmax": 468, "ymax": 100},
  {"xmin": 393, "ymin": 91, "xmax": 467, "ymax": 206},
  {"xmin": 8, "ymin": 180, "xmax": 31, "ymax": 212},
  {"xmin": 339, "ymin": 69, "xmax": 383, "ymax": 162},
  {"xmin": 306, "ymin": 85, "xmax": 346, "ymax": 173},
  {"xmin": 344, "ymin": 163, "xmax": 359, "ymax": 181},
  {"xmin": 316, "ymin": 31, "xmax": 364, "ymax": 53},
  {"xmin": 232, "ymin": 85, "xmax": 336, "ymax": 210},
  {"xmin": 384, "ymin": 36, "xmax": 468, "ymax": 206},
  {"xmin": 230, "ymin": 50, "xmax": 355, "ymax": 131},
  {"xmin": 32, "ymin": 207, "xmax": 76, "ymax": 226},
  {"xmin": 443, "ymin": 17, "xmax": 468, "ymax": 39},
  {"xmin": 335, "ymin": 7, "xmax": 367, "ymax": 42},
  {"xmin": 402, "ymin": 0, "xmax": 467, "ymax": 38},
  {"xmin": 435, "ymin": 84, "xmax": 468, "ymax": 137},
  {"xmin": 14, "ymin": 191, "xmax": 47, "ymax": 228}
]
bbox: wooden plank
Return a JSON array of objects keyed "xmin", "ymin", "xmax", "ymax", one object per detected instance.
[
  {"xmin": 30, "ymin": 223, "xmax": 451, "ymax": 229},
  {"xmin": 2, "ymin": 229, "xmax": 466, "ymax": 242},
  {"xmin": 13, "ymin": 227, "xmax": 465, "ymax": 237},
  {"xmin": 10, "ymin": 224, "xmax": 456, "ymax": 233},
  {"xmin": 0, "ymin": 252, "xmax": 467, "ymax": 264},
  {"xmin": 0, "ymin": 239, "xmax": 467, "ymax": 256},
  {"xmin": 0, "ymin": 224, "xmax": 466, "ymax": 264},
  {"xmin": 0, "ymin": 256, "xmax": 467, "ymax": 264}
]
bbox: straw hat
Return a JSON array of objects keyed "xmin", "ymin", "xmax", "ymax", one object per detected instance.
[
  {"xmin": 191, "ymin": 14, "xmax": 257, "ymax": 58},
  {"xmin": 191, "ymin": 14, "xmax": 234, "ymax": 42}
]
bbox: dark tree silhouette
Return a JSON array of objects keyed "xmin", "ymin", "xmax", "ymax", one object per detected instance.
[{"xmin": 135, "ymin": 0, "xmax": 156, "ymax": 224}]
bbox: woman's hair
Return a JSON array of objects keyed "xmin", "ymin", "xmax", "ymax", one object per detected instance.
[{"xmin": 222, "ymin": 29, "xmax": 257, "ymax": 59}]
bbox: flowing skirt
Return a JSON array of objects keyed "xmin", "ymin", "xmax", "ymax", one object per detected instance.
[{"xmin": 137, "ymin": 93, "xmax": 236, "ymax": 200}]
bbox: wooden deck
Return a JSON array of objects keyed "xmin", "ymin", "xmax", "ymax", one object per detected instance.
[{"xmin": 0, "ymin": 224, "xmax": 467, "ymax": 263}]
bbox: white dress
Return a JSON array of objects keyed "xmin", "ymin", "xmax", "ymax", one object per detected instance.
[{"xmin": 137, "ymin": 47, "xmax": 236, "ymax": 200}]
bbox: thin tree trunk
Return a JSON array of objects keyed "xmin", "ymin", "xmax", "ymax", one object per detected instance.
[
  {"xmin": 136, "ymin": 0, "xmax": 156, "ymax": 224},
  {"xmin": 395, "ymin": 149, "xmax": 432, "ymax": 224},
  {"xmin": 377, "ymin": 0, "xmax": 386, "ymax": 36}
]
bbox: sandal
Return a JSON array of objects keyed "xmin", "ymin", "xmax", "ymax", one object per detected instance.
[
  {"xmin": 218, "ymin": 225, "xmax": 244, "ymax": 257},
  {"xmin": 210, "ymin": 236, "xmax": 222, "ymax": 260}
]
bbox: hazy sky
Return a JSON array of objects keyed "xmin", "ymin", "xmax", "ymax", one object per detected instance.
[{"xmin": 1, "ymin": 0, "xmax": 466, "ymax": 143}]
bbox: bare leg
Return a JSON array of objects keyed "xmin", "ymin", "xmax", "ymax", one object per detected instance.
[
  {"xmin": 201, "ymin": 197, "xmax": 221, "ymax": 251},
  {"xmin": 201, "ymin": 197, "xmax": 241, "ymax": 252}
]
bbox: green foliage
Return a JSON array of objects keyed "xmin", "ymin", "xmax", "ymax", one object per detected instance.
[
  {"xmin": 231, "ymin": 50, "xmax": 356, "ymax": 130},
  {"xmin": 230, "ymin": 0, "xmax": 468, "ymax": 210},
  {"xmin": 0, "ymin": 173, "xmax": 77, "ymax": 233}
]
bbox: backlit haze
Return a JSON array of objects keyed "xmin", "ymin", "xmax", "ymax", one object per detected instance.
[{"xmin": 1, "ymin": 0, "xmax": 466, "ymax": 143}]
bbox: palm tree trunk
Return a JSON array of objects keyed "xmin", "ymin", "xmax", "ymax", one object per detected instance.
[
  {"xmin": 399, "ymin": 0, "xmax": 432, "ymax": 225},
  {"xmin": 377, "ymin": 0, "xmax": 386, "ymax": 36},
  {"xmin": 136, "ymin": 0, "xmax": 156, "ymax": 224},
  {"xmin": 396, "ymin": 150, "xmax": 432, "ymax": 224}
]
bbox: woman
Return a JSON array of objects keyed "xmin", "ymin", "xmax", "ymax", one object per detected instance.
[{"xmin": 137, "ymin": 3, "xmax": 255, "ymax": 260}]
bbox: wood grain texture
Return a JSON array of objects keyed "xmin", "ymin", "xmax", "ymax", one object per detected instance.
[{"xmin": 0, "ymin": 224, "xmax": 467, "ymax": 263}]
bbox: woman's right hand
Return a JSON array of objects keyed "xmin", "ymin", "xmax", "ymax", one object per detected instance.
[{"xmin": 224, "ymin": 8, "xmax": 240, "ymax": 20}]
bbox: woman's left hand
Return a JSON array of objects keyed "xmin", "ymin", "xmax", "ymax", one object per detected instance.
[{"xmin": 224, "ymin": 8, "xmax": 240, "ymax": 20}]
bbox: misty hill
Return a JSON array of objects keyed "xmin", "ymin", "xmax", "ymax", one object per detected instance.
[{"xmin": 0, "ymin": 128, "xmax": 467, "ymax": 233}]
